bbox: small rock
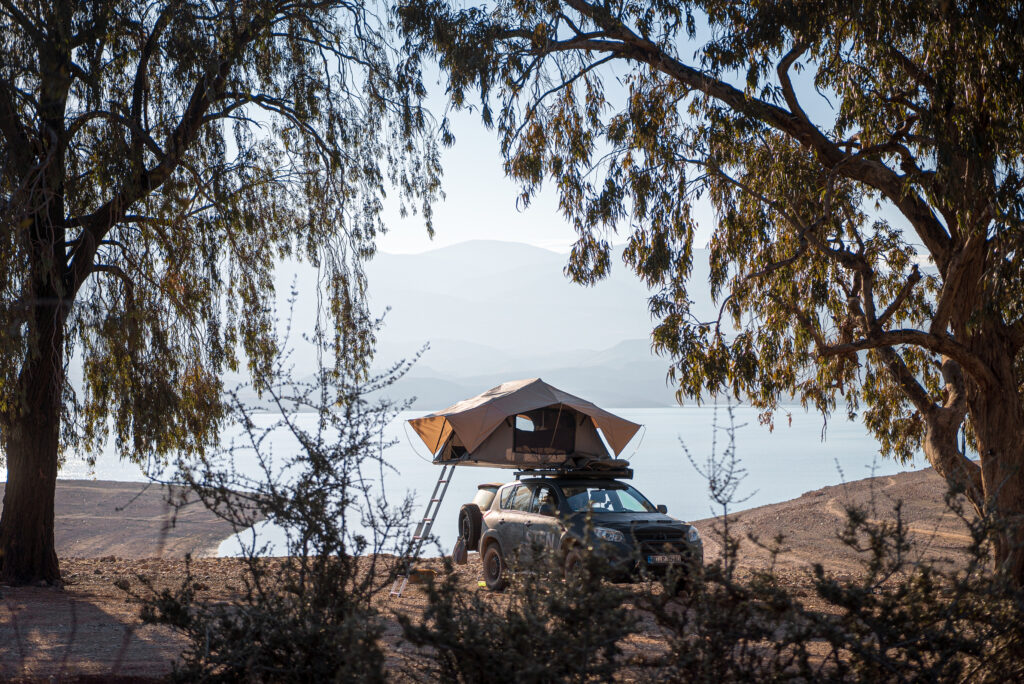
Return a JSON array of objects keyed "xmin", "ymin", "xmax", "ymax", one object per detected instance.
[{"xmin": 407, "ymin": 567, "xmax": 437, "ymax": 585}]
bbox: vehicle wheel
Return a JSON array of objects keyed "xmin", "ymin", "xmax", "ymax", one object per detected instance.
[
  {"xmin": 563, "ymin": 548, "xmax": 584, "ymax": 584},
  {"xmin": 482, "ymin": 543, "xmax": 507, "ymax": 591},
  {"xmin": 458, "ymin": 504, "xmax": 482, "ymax": 550}
]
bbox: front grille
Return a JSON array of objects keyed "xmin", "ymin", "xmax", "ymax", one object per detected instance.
[
  {"xmin": 630, "ymin": 527, "xmax": 685, "ymax": 543},
  {"xmin": 629, "ymin": 527, "xmax": 690, "ymax": 555},
  {"xmin": 640, "ymin": 541, "xmax": 691, "ymax": 555}
]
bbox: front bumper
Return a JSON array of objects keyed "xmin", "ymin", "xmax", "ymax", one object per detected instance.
[{"xmin": 592, "ymin": 539, "xmax": 703, "ymax": 581}]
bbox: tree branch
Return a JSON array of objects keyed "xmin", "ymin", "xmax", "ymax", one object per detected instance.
[
  {"xmin": 0, "ymin": 0, "xmax": 44, "ymax": 45},
  {"xmin": 90, "ymin": 263, "xmax": 135, "ymax": 302},
  {"xmin": 66, "ymin": 7, "xmax": 275, "ymax": 297},
  {"xmin": 65, "ymin": 110, "xmax": 164, "ymax": 157},
  {"xmin": 930, "ymin": 230, "xmax": 987, "ymax": 334},
  {"xmin": 0, "ymin": 76, "xmax": 32, "ymax": 175},
  {"xmin": 712, "ymin": 238, "xmax": 808, "ymax": 333},
  {"xmin": 553, "ymin": 0, "xmax": 954, "ymax": 271},
  {"xmin": 131, "ymin": 2, "xmax": 176, "ymax": 132},
  {"xmin": 876, "ymin": 345, "xmax": 936, "ymax": 416},
  {"xmin": 775, "ymin": 42, "xmax": 812, "ymax": 132},
  {"xmin": 821, "ymin": 328, "xmax": 998, "ymax": 388},
  {"xmin": 876, "ymin": 265, "xmax": 922, "ymax": 329}
]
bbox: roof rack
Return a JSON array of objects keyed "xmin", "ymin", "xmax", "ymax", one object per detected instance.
[{"xmin": 514, "ymin": 465, "xmax": 633, "ymax": 480}]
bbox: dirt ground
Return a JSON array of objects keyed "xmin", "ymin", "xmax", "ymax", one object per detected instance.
[
  {"xmin": 699, "ymin": 465, "xmax": 974, "ymax": 577},
  {"xmin": 0, "ymin": 467, "xmax": 974, "ymax": 681},
  {"xmin": 0, "ymin": 480, "xmax": 245, "ymax": 560}
]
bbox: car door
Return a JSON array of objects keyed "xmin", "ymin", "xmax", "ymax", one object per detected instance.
[
  {"xmin": 500, "ymin": 484, "xmax": 535, "ymax": 562},
  {"xmin": 483, "ymin": 483, "xmax": 516, "ymax": 552},
  {"xmin": 524, "ymin": 484, "xmax": 562, "ymax": 556}
]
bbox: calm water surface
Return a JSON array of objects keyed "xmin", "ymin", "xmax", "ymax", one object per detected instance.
[{"xmin": 41, "ymin": 405, "xmax": 924, "ymax": 556}]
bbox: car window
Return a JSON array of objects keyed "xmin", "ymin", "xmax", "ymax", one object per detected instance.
[
  {"xmin": 562, "ymin": 484, "xmax": 656, "ymax": 513},
  {"xmin": 510, "ymin": 485, "xmax": 534, "ymax": 512},
  {"xmin": 530, "ymin": 486, "xmax": 558, "ymax": 516},
  {"xmin": 499, "ymin": 485, "xmax": 517, "ymax": 510}
]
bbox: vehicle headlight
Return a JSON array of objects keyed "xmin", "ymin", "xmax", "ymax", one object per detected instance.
[
  {"xmin": 687, "ymin": 526, "xmax": 701, "ymax": 544},
  {"xmin": 593, "ymin": 526, "xmax": 625, "ymax": 543}
]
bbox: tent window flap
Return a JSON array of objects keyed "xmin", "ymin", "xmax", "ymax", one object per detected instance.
[{"xmin": 512, "ymin": 407, "xmax": 575, "ymax": 454}]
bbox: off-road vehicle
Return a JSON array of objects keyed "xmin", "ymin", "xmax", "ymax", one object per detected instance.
[{"xmin": 457, "ymin": 473, "xmax": 703, "ymax": 590}]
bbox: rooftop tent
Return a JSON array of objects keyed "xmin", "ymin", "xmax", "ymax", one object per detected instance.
[{"xmin": 408, "ymin": 378, "xmax": 642, "ymax": 469}]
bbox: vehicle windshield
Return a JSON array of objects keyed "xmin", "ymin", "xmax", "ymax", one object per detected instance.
[{"xmin": 562, "ymin": 484, "xmax": 656, "ymax": 513}]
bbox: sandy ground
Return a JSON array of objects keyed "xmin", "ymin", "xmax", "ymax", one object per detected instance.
[
  {"xmin": 0, "ymin": 467, "xmax": 974, "ymax": 681},
  {"xmin": 698, "ymin": 466, "xmax": 974, "ymax": 577},
  {"xmin": 0, "ymin": 480, "xmax": 244, "ymax": 559}
]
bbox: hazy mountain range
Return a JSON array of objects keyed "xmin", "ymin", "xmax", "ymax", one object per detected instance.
[
  {"xmin": 362, "ymin": 240, "xmax": 717, "ymax": 409},
  {"xmin": 66, "ymin": 239, "xmax": 720, "ymax": 411}
]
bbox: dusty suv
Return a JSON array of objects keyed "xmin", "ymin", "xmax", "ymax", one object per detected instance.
[{"xmin": 457, "ymin": 476, "xmax": 703, "ymax": 590}]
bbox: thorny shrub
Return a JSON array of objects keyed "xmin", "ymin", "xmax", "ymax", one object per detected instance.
[
  {"xmin": 403, "ymin": 411, "xmax": 1024, "ymax": 682},
  {"xmin": 131, "ymin": 352, "xmax": 418, "ymax": 683},
  {"xmin": 398, "ymin": 541, "xmax": 636, "ymax": 683},
  {"xmin": 634, "ymin": 413, "xmax": 1024, "ymax": 681},
  {"xmin": 634, "ymin": 492, "xmax": 1024, "ymax": 682}
]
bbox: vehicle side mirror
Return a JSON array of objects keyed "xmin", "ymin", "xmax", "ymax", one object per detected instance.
[{"xmin": 657, "ymin": 504, "xmax": 668, "ymax": 514}]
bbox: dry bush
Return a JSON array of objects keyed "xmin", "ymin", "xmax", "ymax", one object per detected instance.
[
  {"xmin": 398, "ymin": 546, "xmax": 636, "ymax": 683},
  {"xmin": 133, "ymin": 352, "xmax": 417, "ymax": 683},
  {"xmin": 403, "ymin": 411, "xmax": 1024, "ymax": 682},
  {"xmin": 134, "ymin": 384, "xmax": 1024, "ymax": 682},
  {"xmin": 639, "ymin": 416, "xmax": 1024, "ymax": 682}
]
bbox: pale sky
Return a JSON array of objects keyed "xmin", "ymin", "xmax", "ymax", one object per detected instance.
[
  {"xmin": 378, "ymin": 106, "xmax": 588, "ymax": 255},
  {"xmin": 374, "ymin": 14, "xmax": 712, "ymax": 256},
  {"xmin": 376, "ymin": 34, "xmax": 920, "ymax": 263},
  {"xmin": 378, "ymin": 104, "xmax": 722, "ymax": 256}
]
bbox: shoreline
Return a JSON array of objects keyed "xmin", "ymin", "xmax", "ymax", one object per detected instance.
[{"xmin": 2, "ymin": 464, "xmax": 966, "ymax": 567}]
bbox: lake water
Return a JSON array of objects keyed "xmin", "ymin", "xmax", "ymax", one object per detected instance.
[{"xmin": 37, "ymin": 405, "xmax": 924, "ymax": 556}]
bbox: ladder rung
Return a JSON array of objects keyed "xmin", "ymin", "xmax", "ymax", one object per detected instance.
[{"xmin": 392, "ymin": 462, "xmax": 456, "ymax": 598}]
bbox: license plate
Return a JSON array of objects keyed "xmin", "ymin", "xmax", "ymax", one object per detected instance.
[{"xmin": 647, "ymin": 554, "xmax": 682, "ymax": 564}]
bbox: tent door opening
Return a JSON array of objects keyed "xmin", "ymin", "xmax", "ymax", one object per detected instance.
[{"xmin": 512, "ymin": 407, "xmax": 575, "ymax": 455}]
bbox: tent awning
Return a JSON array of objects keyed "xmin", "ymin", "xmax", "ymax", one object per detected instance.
[{"xmin": 408, "ymin": 378, "xmax": 641, "ymax": 457}]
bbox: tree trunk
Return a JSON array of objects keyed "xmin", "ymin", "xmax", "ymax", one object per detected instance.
[
  {"xmin": 0, "ymin": 33, "xmax": 73, "ymax": 584},
  {"xmin": 970, "ymin": 382, "xmax": 1024, "ymax": 586},
  {"xmin": 0, "ymin": 301, "xmax": 64, "ymax": 585},
  {"xmin": 921, "ymin": 421, "xmax": 983, "ymax": 516},
  {"xmin": 909, "ymin": 344, "xmax": 1024, "ymax": 585}
]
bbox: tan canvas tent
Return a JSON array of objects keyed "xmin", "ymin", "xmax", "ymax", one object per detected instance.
[{"xmin": 408, "ymin": 378, "xmax": 642, "ymax": 469}]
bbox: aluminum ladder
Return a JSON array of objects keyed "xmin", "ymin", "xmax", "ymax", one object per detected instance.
[{"xmin": 390, "ymin": 463, "xmax": 455, "ymax": 597}]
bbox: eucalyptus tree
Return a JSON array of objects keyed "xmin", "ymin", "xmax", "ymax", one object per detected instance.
[
  {"xmin": 400, "ymin": 0, "xmax": 1024, "ymax": 581},
  {"xmin": 0, "ymin": 1, "xmax": 440, "ymax": 584}
]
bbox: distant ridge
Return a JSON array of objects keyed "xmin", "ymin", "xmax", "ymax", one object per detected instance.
[
  {"xmin": 358, "ymin": 240, "xmax": 719, "ymax": 409},
  {"xmin": 216, "ymin": 241, "xmax": 720, "ymax": 410}
]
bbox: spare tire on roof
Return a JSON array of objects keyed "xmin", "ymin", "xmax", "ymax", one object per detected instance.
[{"xmin": 458, "ymin": 503, "xmax": 482, "ymax": 550}]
